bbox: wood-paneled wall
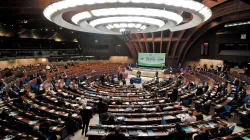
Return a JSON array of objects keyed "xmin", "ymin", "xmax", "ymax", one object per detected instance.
[
  {"xmin": 109, "ymin": 56, "xmax": 135, "ymax": 64},
  {"xmin": 183, "ymin": 59, "xmax": 224, "ymax": 68},
  {"xmin": 0, "ymin": 58, "xmax": 48, "ymax": 69}
]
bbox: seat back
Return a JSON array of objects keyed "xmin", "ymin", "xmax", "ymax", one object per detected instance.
[
  {"xmin": 161, "ymin": 117, "xmax": 167, "ymax": 124},
  {"xmin": 224, "ymin": 105, "xmax": 232, "ymax": 112},
  {"xmin": 243, "ymin": 96, "xmax": 249, "ymax": 102},
  {"xmin": 228, "ymin": 125, "xmax": 235, "ymax": 134}
]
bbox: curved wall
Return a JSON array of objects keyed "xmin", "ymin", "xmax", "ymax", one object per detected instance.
[{"xmin": 185, "ymin": 24, "xmax": 250, "ymax": 66}]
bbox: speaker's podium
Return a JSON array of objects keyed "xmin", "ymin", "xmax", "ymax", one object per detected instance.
[{"xmin": 130, "ymin": 77, "xmax": 142, "ymax": 84}]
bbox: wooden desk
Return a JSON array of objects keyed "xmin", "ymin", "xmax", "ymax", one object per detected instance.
[
  {"xmin": 131, "ymin": 68, "xmax": 165, "ymax": 78},
  {"xmin": 211, "ymin": 129, "xmax": 250, "ymax": 140},
  {"xmin": 87, "ymin": 118, "xmax": 225, "ymax": 138},
  {"xmin": 230, "ymin": 68, "xmax": 245, "ymax": 74},
  {"xmin": 0, "ymin": 125, "xmax": 39, "ymax": 140},
  {"xmin": 5, "ymin": 110, "xmax": 64, "ymax": 134},
  {"xmin": 21, "ymin": 96, "xmax": 81, "ymax": 119},
  {"xmin": 210, "ymin": 96, "xmax": 233, "ymax": 115},
  {"xmin": 233, "ymin": 101, "xmax": 250, "ymax": 124}
]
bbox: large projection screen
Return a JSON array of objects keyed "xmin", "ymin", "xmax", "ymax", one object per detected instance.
[{"xmin": 138, "ymin": 53, "xmax": 166, "ymax": 67}]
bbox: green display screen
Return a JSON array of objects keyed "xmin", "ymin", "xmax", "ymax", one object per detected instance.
[{"xmin": 138, "ymin": 53, "xmax": 166, "ymax": 67}]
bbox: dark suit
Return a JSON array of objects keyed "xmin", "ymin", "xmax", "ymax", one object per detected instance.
[
  {"xmin": 196, "ymin": 87, "xmax": 204, "ymax": 96},
  {"xmin": 65, "ymin": 116, "xmax": 75, "ymax": 135},
  {"xmin": 171, "ymin": 88, "xmax": 178, "ymax": 102},
  {"xmin": 234, "ymin": 79, "xmax": 240, "ymax": 87},
  {"xmin": 80, "ymin": 108, "xmax": 93, "ymax": 135},
  {"xmin": 97, "ymin": 102, "xmax": 107, "ymax": 116},
  {"xmin": 155, "ymin": 71, "xmax": 158, "ymax": 78}
]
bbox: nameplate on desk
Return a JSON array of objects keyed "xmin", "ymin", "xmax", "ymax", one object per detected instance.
[
  {"xmin": 208, "ymin": 122, "xmax": 216, "ymax": 128},
  {"xmin": 41, "ymin": 107, "xmax": 47, "ymax": 110},
  {"xmin": 197, "ymin": 124, "xmax": 209, "ymax": 128},
  {"xmin": 76, "ymin": 97, "xmax": 81, "ymax": 100},
  {"xmin": 9, "ymin": 112, "xmax": 18, "ymax": 116},
  {"xmin": 141, "ymin": 117, "xmax": 147, "ymax": 121},
  {"xmin": 164, "ymin": 115, "xmax": 175, "ymax": 119},
  {"xmin": 29, "ymin": 120, "xmax": 38, "ymax": 125},
  {"xmin": 64, "ymin": 113, "xmax": 68, "ymax": 116},
  {"xmin": 88, "ymin": 129, "xmax": 105, "ymax": 135},
  {"xmin": 147, "ymin": 130, "xmax": 155, "ymax": 136}
]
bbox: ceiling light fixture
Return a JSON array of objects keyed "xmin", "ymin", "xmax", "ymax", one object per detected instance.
[
  {"xmin": 225, "ymin": 21, "xmax": 250, "ymax": 28},
  {"xmin": 44, "ymin": 0, "xmax": 212, "ymax": 35}
]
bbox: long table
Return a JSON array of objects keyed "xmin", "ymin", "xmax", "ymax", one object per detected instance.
[
  {"xmin": 87, "ymin": 118, "xmax": 226, "ymax": 139},
  {"xmin": 131, "ymin": 68, "xmax": 165, "ymax": 78}
]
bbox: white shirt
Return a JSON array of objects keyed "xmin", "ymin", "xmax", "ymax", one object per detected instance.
[
  {"xmin": 46, "ymin": 65, "xmax": 51, "ymax": 70},
  {"xmin": 181, "ymin": 115, "xmax": 197, "ymax": 122}
]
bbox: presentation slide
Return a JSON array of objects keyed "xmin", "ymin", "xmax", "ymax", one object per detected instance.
[{"xmin": 138, "ymin": 53, "xmax": 166, "ymax": 67}]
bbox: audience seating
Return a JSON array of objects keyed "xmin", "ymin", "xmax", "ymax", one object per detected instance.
[{"xmin": 1, "ymin": 63, "xmax": 250, "ymax": 140}]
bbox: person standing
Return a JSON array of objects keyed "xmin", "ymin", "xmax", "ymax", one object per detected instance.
[
  {"xmin": 178, "ymin": 63, "xmax": 181, "ymax": 71},
  {"xmin": 155, "ymin": 71, "xmax": 159, "ymax": 78},
  {"xmin": 80, "ymin": 104, "xmax": 93, "ymax": 135},
  {"xmin": 196, "ymin": 85, "xmax": 204, "ymax": 96},
  {"xmin": 136, "ymin": 70, "xmax": 141, "ymax": 78},
  {"xmin": 193, "ymin": 64, "xmax": 196, "ymax": 71},
  {"xmin": 97, "ymin": 98, "xmax": 107, "ymax": 118},
  {"xmin": 65, "ymin": 113, "xmax": 75, "ymax": 136},
  {"xmin": 122, "ymin": 79, "xmax": 126, "ymax": 85},
  {"xmin": 100, "ymin": 74, "xmax": 105, "ymax": 85},
  {"xmin": 218, "ymin": 63, "xmax": 222, "ymax": 72},
  {"xmin": 197, "ymin": 64, "xmax": 201, "ymax": 71},
  {"xmin": 171, "ymin": 86, "xmax": 178, "ymax": 102}
]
